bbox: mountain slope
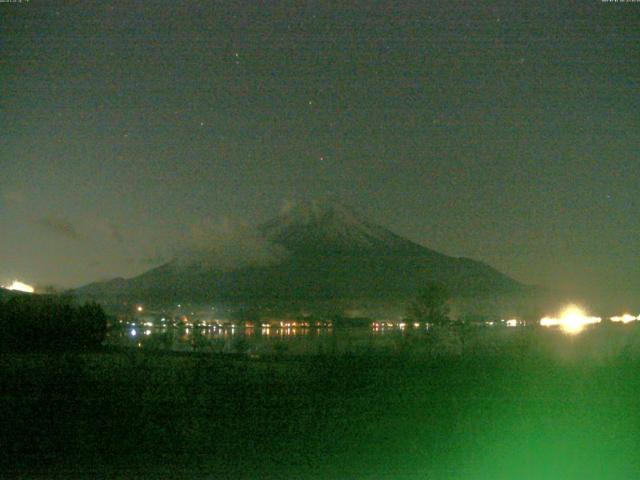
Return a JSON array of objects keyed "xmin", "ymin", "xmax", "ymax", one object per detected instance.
[
  {"xmin": 260, "ymin": 201, "xmax": 422, "ymax": 254},
  {"xmin": 76, "ymin": 200, "xmax": 524, "ymax": 302}
]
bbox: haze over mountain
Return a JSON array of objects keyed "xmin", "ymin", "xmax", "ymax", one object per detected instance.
[{"xmin": 76, "ymin": 200, "xmax": 525, "ymax": 304}]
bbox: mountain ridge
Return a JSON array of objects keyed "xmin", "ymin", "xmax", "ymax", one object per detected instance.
[
  {"xmin": 260, "ymin": 200, "xmax": 429, "ymax": 255},
  {"xmin": 75, "ymin": 200, "xmax": 525, "ymax": 303}
]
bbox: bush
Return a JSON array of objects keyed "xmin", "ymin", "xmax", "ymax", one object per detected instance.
[{"xmin": 0, "ymin": 294, "xmax": 107, "ymax": 353}]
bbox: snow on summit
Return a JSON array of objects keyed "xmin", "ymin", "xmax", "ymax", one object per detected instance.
[
  {"xmin": 75, "ymin": 198, "xmax": 524, "ymax": 301},
  {"xmin": 260, "ymin": 199, "xmax": 416, "ymax": 252}
]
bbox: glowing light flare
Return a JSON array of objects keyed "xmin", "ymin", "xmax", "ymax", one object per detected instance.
[
  {"xmin": 540, "ymin": 305, "xmax": 601, "ymax": 334},
  {"xmin": 539, "ymin": 318, "xmax": 562, "ymax": 327},
  {"xmin": 3, "ymin": 280, "xmax": 35, "ymax": 293},
  {"xmin": 610, "ymin": 314, "xmax": 639, "ymax": 324}
]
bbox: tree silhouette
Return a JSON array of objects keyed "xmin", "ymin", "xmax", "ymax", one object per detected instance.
[
  {"xmin": 407, "ymin": 283, "xmax": 451, "ymax": 327},
  {"xmin": 0, "ymin": 295, "xmax": 107, "ymax": 352}
]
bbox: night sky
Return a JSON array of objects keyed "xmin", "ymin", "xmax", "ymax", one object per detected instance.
[{"xmin": 1, "ymin": 1, "xmax": 639, "ymax": 301}]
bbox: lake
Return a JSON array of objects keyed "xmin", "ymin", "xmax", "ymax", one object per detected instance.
[
  {"xmin": 105, "ymin": 320, "xmax": 640, "ymax": 360},
  {"xmin": 106, "ymin": 323, "xmax": 428, "ymax": 355}
]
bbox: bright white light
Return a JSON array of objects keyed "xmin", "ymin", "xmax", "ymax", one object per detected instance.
[
  {"xmin": 610, "ymin": 314, "xmax": 638, "ymax": 324},
  {"xmin": 540, "ymin": 305, "xmax": 601, "ymax": 335},
  {"xmin": 540, "ymin": 317, "xmax": 562, "ymax": 327},
  {"xmin": 130, "ymin": 329, "xmax": 137, "ymax": 337},
  {"xmin": 505, "ymin": 319, "xmax": 518, "ymax": 327},
  {"xmin": 136, "ymin": 306, "xmax": 143, "ymax": 312},
  {"xmin": 144, "ymin": 329, "xmax": 151, "ymax": 336},
  {"xmin": 3, "ymin": 280, "xmax": 35, "ymax": 293}
]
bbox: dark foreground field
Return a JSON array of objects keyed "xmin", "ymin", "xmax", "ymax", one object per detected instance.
[{"xmin": 2, "ymin": 329, "xmax": 640, "ymax": 479}]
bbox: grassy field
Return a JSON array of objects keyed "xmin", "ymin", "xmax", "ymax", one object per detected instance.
[{"xmin": 2, "ymin": 327, "xmax": 640, "ymax": 479}]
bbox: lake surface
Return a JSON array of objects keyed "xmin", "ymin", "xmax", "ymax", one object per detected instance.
[
  {"xmin": 105, "ymin": 321, "xmax": 640, "ymax": 359},
  {"xmin": 106, "ymin": 323, "xmax": 421, "ymax": 355}
]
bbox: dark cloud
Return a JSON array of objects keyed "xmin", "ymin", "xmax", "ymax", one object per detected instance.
[
  {"xmin": 38, "ymin": 217, "xmax": 86, "ymax": 242},
  {"xmin": 87, "ymin": 218, "xmax": 125, "ymax": 244},
  {"xmin": 104, "ymin": 221, "xmax": 124, "ymax": 243},
  {"xmin": 126, "ymin": 256, "xmax": 167, "ymax": 266},
  {"xmin": 1, "ymin": 188, "xmax": 25, "ymax": 205},
  {"xmin": 172, "ymin": 217, "xmax": 288, "ymax": 272}
]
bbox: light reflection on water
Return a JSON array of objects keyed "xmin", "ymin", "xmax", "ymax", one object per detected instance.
[
  {"xmin": 107, "ymin": 325, "xmax": 410, "ymax": 355},
  {"xmin": 102, "ymin": 319, "xmax": 640, "ymax": 359}
]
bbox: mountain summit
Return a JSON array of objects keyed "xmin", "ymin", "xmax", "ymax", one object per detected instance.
[
  {"xmin": 76, "ymin": 200, "xmax": 524, "ymax": 303},
  {"xmin": 260, "ymin": 200, "xmax": 422, "ymax": 254}
]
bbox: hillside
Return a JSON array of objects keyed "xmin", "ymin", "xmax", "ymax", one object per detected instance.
[{"xmin": 75, "ymin": 200, "xmax": 525, "ymax": 303}]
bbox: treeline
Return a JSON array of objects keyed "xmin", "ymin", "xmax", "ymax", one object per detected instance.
[{"xmin": 0, "ymin": 294, "xmax": 107, "ymax": 353}]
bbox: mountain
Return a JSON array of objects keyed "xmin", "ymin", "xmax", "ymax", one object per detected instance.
[
  {"xmin": 260, "ymin": 201, "xmax": 419, "ymax": 254},
  {"xmin": 0, "ymin": 287, "xmax": 35, "ymax": 301},
  {"xmin": 75, "ymin": 200, "xmax": 525, "ymax": 303}
]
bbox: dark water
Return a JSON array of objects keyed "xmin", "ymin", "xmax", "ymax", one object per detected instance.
[
  {"xmin": 106, "ymin": 323, "xmax": 409, "ymax": 355},
  {"xmin": 105, "ymin": 321, "xmax": 640, "ymax": 361}
]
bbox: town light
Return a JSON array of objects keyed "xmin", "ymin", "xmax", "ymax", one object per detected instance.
[
  {"xmin": 3, "ymin": 280, "xmax": 35, "ymax": 293},
  {"xmin": 540, "ymin": 305, "xmax": 601, "ymax": 335},
  {"xmin": 610, "ymin": 314, "xmax": 638, "ymax": 324}
]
